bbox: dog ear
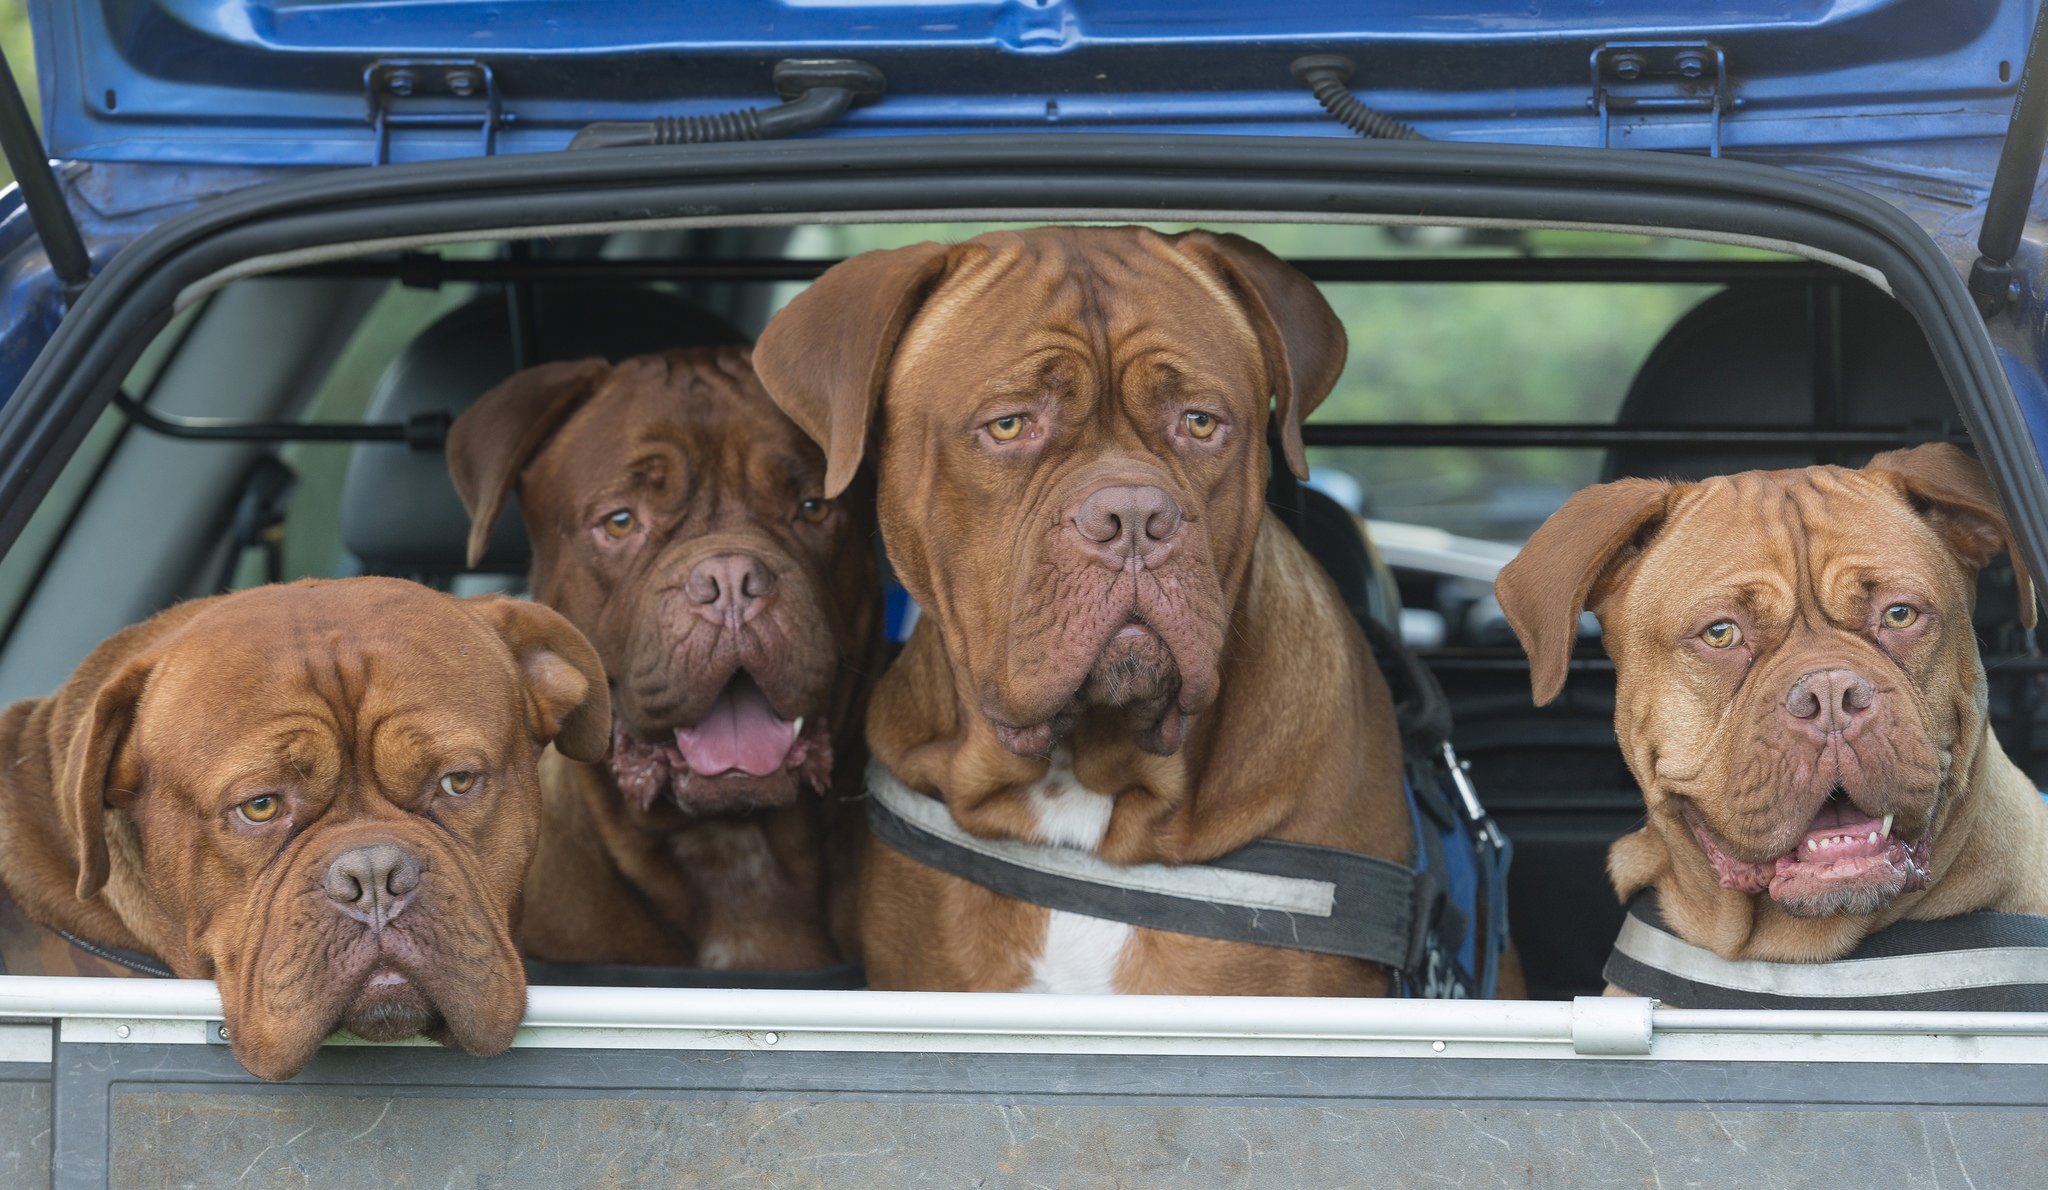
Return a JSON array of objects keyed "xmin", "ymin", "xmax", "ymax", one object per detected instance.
[
  {"xmin": 1177, "ymin": 231, "xmax": 1348, "ymax": 482},
  {"xmin": 465, "ymin": 596, "xmax": 614, "ymax": 762},
  {"xmin": 447, "ymin": 359, "xmax": 613, "ymax": 570},
  {"xmin": 1866, "ymin": 442, "xmax": 2038, "ymax": 630},
  {"xmin": 753, "ymin": 241, "xmax": 953, "ymax": 499},
  {"xmin": 1496, "ymin": 478, "xmax": 1674, "ymax": 706},
  {"xmin": 62, "ymin": 656, "xmax": 153, "ymax": 900}
]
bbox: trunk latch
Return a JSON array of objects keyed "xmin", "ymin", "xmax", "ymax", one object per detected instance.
[
  {"xmin": 364, "ymin": 58, "xmax": 504, "ymax": 166},
  {"xmin": 1590, "ymin": 41, "xmax": 1735, "ymax": 158}
]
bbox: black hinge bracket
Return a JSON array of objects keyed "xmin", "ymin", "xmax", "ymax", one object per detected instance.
[
  {"xmin": 1590, "ymin": 41, "xmax": 1735, "ymax": 158},
  {"xmin": 0, "ymin": 48, "xmax": 92, "ymax": 304},
  {"xmin": 1969, "ymin": 0, "xmax": 2048, "ymax": 317},
  {"xmin": 365, "ymin": 58, "xmax": 505, "ymax": 166}
]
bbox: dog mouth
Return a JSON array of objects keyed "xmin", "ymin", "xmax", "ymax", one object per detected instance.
[
  {"xmin": 338, "ymin": 965, "xmax": 439, "ymax": 1043},
  {"xmin": 1682, "ymin": 794, "xmax": 1931, "ymax": 916},
  {"xmin": 609, "ymin": 671, "xmax": 829, "ymax": 811}
]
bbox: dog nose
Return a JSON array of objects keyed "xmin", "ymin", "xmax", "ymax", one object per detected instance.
[
  {"xmin": 1071, "ymin": 484, "xmax": 1183, "ymax": 569},
  {"xmin": 684, "ymin": 553, "xmax": 775, "ymax": 624},
  {"xmin": 1783, "ymin": 668, "xmax": 1877, "ymax": 736},
  {"xmin": 324, "ymin": 844, "xmax": 421, "ymax": 929}
]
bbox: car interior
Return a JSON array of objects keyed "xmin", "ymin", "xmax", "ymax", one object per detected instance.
[{"xmin": 1, "ymin": 219, "xmax": 2032, "ymax": 1002}]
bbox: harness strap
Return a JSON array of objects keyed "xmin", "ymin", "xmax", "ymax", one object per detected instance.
[
  {"xmin": 1605, "ymin": 889, "xmax": 2048, "ymax": 1010},
  {"xmin": 868, "ymin": 764, "xmax": 1426, "ymax": 971}
]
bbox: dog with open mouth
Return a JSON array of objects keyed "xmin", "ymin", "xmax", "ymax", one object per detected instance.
[
  {"xmin": 0, "ymin": 578, "xmax": 610, "ymax": 1080},
  {"xmin": 1496, "ymin": 445, "xmax": 2048, "ymax": 978},
  {"xmin": 449, "ymin": 346, "xmax": 882, "ymax": 969}
]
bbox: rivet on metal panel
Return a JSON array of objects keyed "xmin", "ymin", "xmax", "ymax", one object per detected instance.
[
  {"xmin": 764, "ymin": 1032, "xmax": 780, "ymax": 1045},
  {"xmin": 1430, "ymin": 1040, "xmax": 1446, "ymax": 1052},
  {"xmin": 1570, "ymin": 996, "xmax": 1655, "ymax": 1055},
  {"xmin": 217, "ymin": 1024, "xmax": 229, "ymax": 1041},
  {"xmin": 113, "ymin": 1025, "xmax": 129, "ymax": 1039}
]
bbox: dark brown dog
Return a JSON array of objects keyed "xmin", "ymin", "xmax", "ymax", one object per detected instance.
[
  {"xmin": 449, "ymin": 346, "xmax": 881, "ymax": 969},
  {"xmin": 1497, "ymin": 445, "xmax": 2048, "ymax": 972},
  {"xmin": 753, "ymin": 226, "xmax": 1417, "ymax": 995},
  {"xmin": 0, "ymin": 577, "xmax": 609, "ymax": 1080}
]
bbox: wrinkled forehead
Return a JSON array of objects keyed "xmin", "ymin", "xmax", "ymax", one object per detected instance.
[
  {"xmin": 547, "ymin": 357, "xmax": 822, "ymax": 486},
  {"xmin": 891, "ymin": 232, "xmax": 1265, "ymax": 398},
  {"xmin": 1624, "ymin": 468, "xmax": 1958, "ymax": 613},
  {"xmin": 144, "ymin": 592, "xmax": 519, "ymax": 729}
]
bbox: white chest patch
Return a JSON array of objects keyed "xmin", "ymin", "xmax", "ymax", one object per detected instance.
[{"xmin": 1017, "ymin": 750, "xmax": 1132, "ymax": 994}]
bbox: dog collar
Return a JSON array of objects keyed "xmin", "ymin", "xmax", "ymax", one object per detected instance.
[
  {"xmin": 866, "ymin": 762, "xmax": 1436, "ymax": 975},
  {"xmin": 1604, "ymin": 888, "xmax": 2048, "ymax": 1010},
  {"xmin": 0, "ymin": 878, "xmax": 171, "ymax": 979}
]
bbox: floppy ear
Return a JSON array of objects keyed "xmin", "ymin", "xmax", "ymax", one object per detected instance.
[
  {"xmin": 446, "ymin": 359, "xmax": 613, "ymax": 570},
  {"xmin": 1176, "ymin": 231, "xmax": 1348, "ymax": 481},
  {"xmin": 62, "ymin": 656, "xmax": 153, "ymax": 900},
  {"xmin": 465, "ymin": 596, "xmax": 613, "ymax": 762},
  {"xmin": 1495, "ymin": 478, "xmax": 1674, "ymax": 706},
  {"xmin": 1866, "ymin": 442, "xmax": 2038, "ymax": 630},
  {"xmin": 752, "ymin": 241, "xmax": 952, "ymax": 499}
]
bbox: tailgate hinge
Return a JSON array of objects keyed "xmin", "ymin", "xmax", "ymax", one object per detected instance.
[
  {"xmin": 364, "ymin": 58, "xmax": 505, "ymax": 166},
  {"xmin": 1589, "ymin": 41, "xmax": 1735, "ymax": 158}
]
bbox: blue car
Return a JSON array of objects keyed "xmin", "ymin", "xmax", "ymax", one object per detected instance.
[{"xmin": 0, "ymin": 2, "xmax": 2045, "ymax": 1184}]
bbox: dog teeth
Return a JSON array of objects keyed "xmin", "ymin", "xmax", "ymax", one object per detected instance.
[
  {"xmin": 1808, "ymin": 839, "xmax": 1818, "ymax": 851},
  {"xmin": 1881, "ymin": 813, "xmax": 1894, "ymax": 836},
  {"xmin": 1868, "ymin": 832, "xmax": 1879, "ymax": 844},
  {"xmin": 792, "ymin": 717, "xmax": 804, "ymax": 738}
]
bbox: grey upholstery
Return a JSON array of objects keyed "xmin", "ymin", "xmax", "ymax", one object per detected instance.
[{"xmin": 340, "ymin": 283, "xmax": 744, "ymax": 576}]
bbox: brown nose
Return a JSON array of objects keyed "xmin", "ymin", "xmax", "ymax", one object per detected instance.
[
  {"xmin": 1071, "ymin": 484, "xmax": 1183, "ymax": 569},
  {"xmin": 1783, "ymin": 668, "xmax": 1877, "ymax": 737},
  {"xmin": 684, "ymin": 553, "xmax": 775, "ymax": 624},
  {"xmin": 324, "ymin": 844, "xmax": 421, "ymax": 929}
]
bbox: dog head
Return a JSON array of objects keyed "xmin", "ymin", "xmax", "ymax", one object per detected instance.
[
  {"xmin": 449, "ymin": 346, "xmax": 877, "ymax": 815},
  {"xmin": 752, "ymin": 226, "xmax": 1344, "ymax": 757},
  {"xmin": 63, "ymin": 577, "xmax": 607, "ymax": 1079},
  {"xmin": 1497, "ymin": 444, "xmax": 2036, "ymax": 919}
]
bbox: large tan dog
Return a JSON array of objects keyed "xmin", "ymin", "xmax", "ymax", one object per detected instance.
[
  {"xmin": 0, "ymin": 578, "xmax": 609, "ymax": 1080},
  {"xmin": 1497, "ymin": 445, "xmax": 2048, "ymax": 971},
  {"xmin": 753, "ymin": 226, "xmax": 1412, "ymax": 995},
  {"xmin": 449, "ymin": 346, "xmax": 881, "ymax": 969}
]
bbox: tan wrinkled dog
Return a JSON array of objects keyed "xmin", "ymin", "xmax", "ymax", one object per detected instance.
[
  {"xmin": 1497, "ymin": 444, "xmax": 2048, "ymax": 976},
  {"xmin": 754, "ymin": 226, "xmax": 1417, "ymax": 996},
  {"xmin": 0, "ymin": 578, "xmax": 609, "ymax": 1080}
]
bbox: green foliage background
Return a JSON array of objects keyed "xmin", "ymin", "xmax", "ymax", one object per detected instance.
[{"xmin": 0, "ymin": 0, "xmax": 30, "ymax": 187}]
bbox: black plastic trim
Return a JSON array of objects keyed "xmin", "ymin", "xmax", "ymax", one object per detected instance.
[{"xmin": 0, "ymin": 135, "xmax": 2036, "ymax": 580}]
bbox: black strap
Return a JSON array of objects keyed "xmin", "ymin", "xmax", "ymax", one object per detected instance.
[
  {"xmin": 50, "ymin": 926, "xmax": 174, "ymax": 979},
  {"xmin": 868, "ymin": 777, "xmax": 1425, "ymax": 971},
  {"xmin": 1605, "ymin": 889, "xmax": 2048, "ymax": 1010}
]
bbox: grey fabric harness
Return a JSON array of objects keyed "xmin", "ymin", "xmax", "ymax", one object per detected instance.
[
  {"xmin": 1605, "ymin": 889, "xmax": 2048, "ymax": 1010},
  {"xmin": 866, "ymin": 764, "xmax": 1435, "ymax": 971}
]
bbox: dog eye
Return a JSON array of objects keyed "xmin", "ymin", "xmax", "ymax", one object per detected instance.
[
  {"xmin": 1883, "ymin": 603, "xmax": 1920, "ymax": 629},
  {"xmin": 238, "ymin": 794, "xmax": 282, "ymax": 824},
  {"xmin": 439, "ymin": 771, "xmax": 478, "ymax": 797},
  {"xmin": 1183, "ymin": 411, "xmax": 1220, "ymax": 439},
  {"xmin": 1699, "ymin": 621, "xmax": 1742, "ymax": 649},
  {"xmin": 601, "ymin": 510, "xmax": 637, "ymax": 539},
  {"xmin": 799, "ymin": 498, "xmax": 832, "ymax": 525},
  {"xmin": 987, "ymin": 415, "xmax": 1028, "ymax": 442}
]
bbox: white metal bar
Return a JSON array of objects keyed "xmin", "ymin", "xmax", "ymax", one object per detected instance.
[{"xmin": 1656, "ymin": 1007, "xmax": 2048, "ymax": 1035}]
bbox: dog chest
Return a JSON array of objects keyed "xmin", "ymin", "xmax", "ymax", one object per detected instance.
[{"xmin": 1018, "ymin": 752, "xmax": 1134, "ymax": 994}]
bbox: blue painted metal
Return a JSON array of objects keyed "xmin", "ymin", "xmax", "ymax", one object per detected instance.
[{"xmin": 23, "ymin": 1, "xmax": 2040, "ymax": 165}]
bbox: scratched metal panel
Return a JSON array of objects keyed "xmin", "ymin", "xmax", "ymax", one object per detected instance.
[
  {"xmin": 105, "ymin": 1093, "xmax": 2044, "ymax": 1187},
  {"xmin": 0, "ymin": 1079, "xmax": 51, "ymax": 1190},
  {"xmin": 51, "ymin": 1045, "xmax": 2048, "ymax": 1189}
]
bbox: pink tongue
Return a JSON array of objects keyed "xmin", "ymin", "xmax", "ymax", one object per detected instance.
[{"xmin": 672, "ymin": 678, "xmax": 798, "ymax": 777}]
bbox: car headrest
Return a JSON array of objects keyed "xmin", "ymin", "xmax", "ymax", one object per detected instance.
[
  {"xmin": 340, "ymin": 283, "xmax": 744, "ymax": 576},
  {"xmin": 1602, "ymin": 280, "xmax": 1946, "ymax": 483}
]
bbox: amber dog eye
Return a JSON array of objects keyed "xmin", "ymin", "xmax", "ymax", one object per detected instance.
[
  {"xmin": 440, "ymin": 771, "xmax": 477, "ymax": 797},
  {"xmin": 1699, "ymin": 621, "xmax": 1742, "ymax": 649},
  {"xmin": 988, "ymin": 415, "xmax": 1027, "ymax": 442},
  {"xmin": 602, "ymin": 510, "xmax": 636, "ymax": 539},
  {"xmin": 799, "ymin": 498, "xmax": 832, "ymax": 524},
  {"xmin": 1883, "ymin": 604, "xmax": 1919, "ymax": 629},
  {"xmin": 239, "ymin": 794, "xmax": 281, "ymax": 824},
  {"xmin": 1183, "ymin": 411, "xmax": 1219, "ymax": 439}
]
